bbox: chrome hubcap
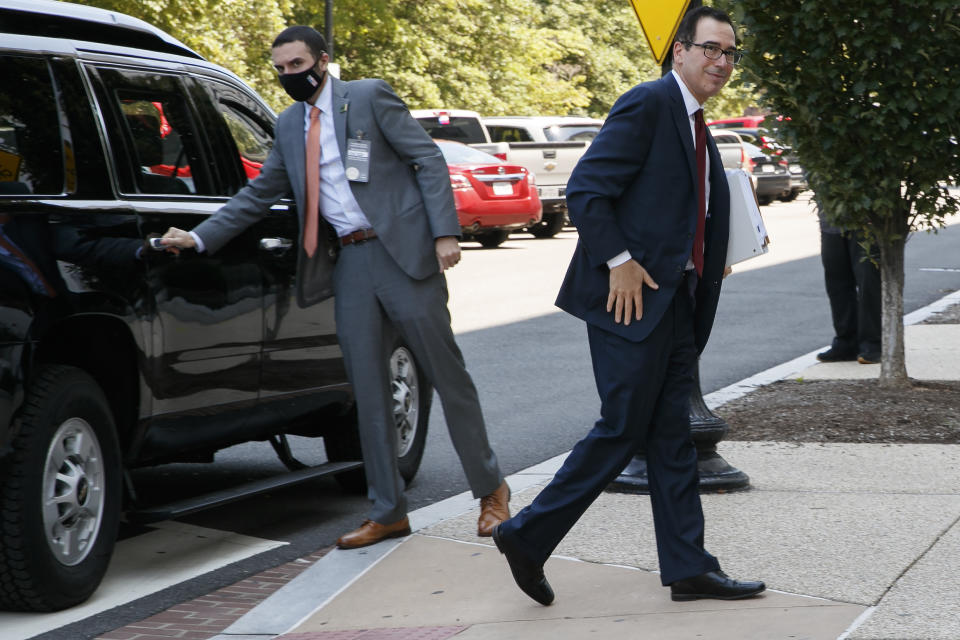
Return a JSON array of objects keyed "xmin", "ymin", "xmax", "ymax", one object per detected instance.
[
  {"xmin": 390, "ymin": 346, "xmax": 419, "ymax": 458},
  {"xmin": 42, "ymin": 418, "xmax": 105, "ymax": 566}
]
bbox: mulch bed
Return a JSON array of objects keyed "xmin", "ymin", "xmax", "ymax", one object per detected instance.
[{"xmin": 718, "ymin": 301, "xmax": 960, "ymax": 445}]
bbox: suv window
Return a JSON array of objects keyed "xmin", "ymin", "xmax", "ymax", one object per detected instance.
[
  {"xmin": 194, "ymin": 77, "xmax": 275, "ymax": 190},
  {"xmin": 217, "ymin": 104, "xmax": 272, "ymax": 180},
  {"xmin": 487, "ymin": 125, "xmax": 534, "ymax": 143},
  {"xmin": 91, "ymin": 67, "xmax": 212, "ymax": 196},
  {"xmin": 0, "ymin": 56, "xmax": 67, "ymax": 196}
]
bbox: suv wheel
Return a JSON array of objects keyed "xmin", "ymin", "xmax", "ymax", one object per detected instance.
[
  {"xmin": 326, "ymin": 338, "xmax": 432, "ymax": 493},
  {"xmin": 0, "ymin": 365, "xmax": 121, "ymax": 612}
]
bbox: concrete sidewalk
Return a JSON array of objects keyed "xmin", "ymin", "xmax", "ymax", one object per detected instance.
[{"xmin": 214, "ymin": 290, "xmax": 960, "ymax": 640}]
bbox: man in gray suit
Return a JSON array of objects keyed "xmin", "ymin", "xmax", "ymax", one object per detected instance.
[{"xmin": 160, "ymin": 26, "xmax": 510, "ymax": 549}]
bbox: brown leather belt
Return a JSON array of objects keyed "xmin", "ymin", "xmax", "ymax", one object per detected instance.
[{"xmin": 339, "ymin": 228, "xmax": 377, "ymax": 247}]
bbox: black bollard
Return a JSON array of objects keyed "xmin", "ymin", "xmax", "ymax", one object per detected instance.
[{"xmin": 607, "ymin": 360, "xmax": 750, "ymax": 494}]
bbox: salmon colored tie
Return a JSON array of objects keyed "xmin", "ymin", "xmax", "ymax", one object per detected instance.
[
  {"xmin": 693, "ymin": 108, "xmax": 706, "ymax": 277},
  {"xmin": 303, "ymin": 105, "xmax": 321, "ymax": 257}
]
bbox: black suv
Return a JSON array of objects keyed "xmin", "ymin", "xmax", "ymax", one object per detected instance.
[{"xmin": 0, "ymin": 0, "xmax": 431, "ymax": 612}]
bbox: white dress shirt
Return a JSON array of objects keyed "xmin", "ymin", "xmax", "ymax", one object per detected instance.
[
  {"xmin": 301, "ymin": 79, "xmax": 372, "ymax": 236},
  {"xmin": 606, "ymin": 69, "xmax": 710, "ymax": 271}
]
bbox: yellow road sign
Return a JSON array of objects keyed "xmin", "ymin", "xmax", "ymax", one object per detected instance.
[{"xmin": 628, "ymin": 0, "xmax": 691, "ymax": 65}]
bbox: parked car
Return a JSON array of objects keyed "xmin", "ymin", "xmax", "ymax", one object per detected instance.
[
  {"xmin": 0, "ymin": 0, "xmax": 432, "ymax": 612},
  {"xmin": 740, "ymin": 142, "xmax": 791, "ymax": 205},
  {"xmin": 715, "ymin": 126, "xmax": 807, "ymax": 201},
  {"xmin": 482, "ymin": 116, "xmax": 602, "ymax": 239},
  {"xmin": 411, "ymin": 110, "xmax": 597, "ymax": 239},
  {"xmin": 435, "ymin": 140, "xmax": 541, "ymax": 248},
  {"xmin": 711, "ymin": 129, "xmax": 750, "ymax": 171}
]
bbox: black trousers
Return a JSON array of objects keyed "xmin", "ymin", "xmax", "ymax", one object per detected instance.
[
  {"xmin": 820, "ymin": 231, "xmax": 881, "ymax": 356},
  {"xmin": 500, "ymin": 280, "xmax": 719, "ymax": 585}
]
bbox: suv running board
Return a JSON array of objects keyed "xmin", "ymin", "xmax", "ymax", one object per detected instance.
[{"xmin": 124, "ymin": 460, "xmax": 363, "ymax": 524}]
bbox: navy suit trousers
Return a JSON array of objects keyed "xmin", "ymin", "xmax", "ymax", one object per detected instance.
[{"xmin": 501, "ymin": 280, "xmax": 720, "ymax": 584}]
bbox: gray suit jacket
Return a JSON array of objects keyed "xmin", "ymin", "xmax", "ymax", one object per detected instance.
[{"xmin": 193, "ymin": 77, "xmax": 460, "ymax": 306}]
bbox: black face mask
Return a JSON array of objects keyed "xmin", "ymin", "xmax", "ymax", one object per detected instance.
[{"xmin": 279, "ymin": 63, "xmax": 326, "ymax": 102}]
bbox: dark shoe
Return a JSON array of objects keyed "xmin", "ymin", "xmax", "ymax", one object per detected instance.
[
  {"xmin": 492, "ymin": 523, "xmax": 554, "ymax": 605},
  {"xmin": 816, "ymin": 347, "xmax": 857, "ymax": 362},
  {"xmin": 857, "ymin": 352, "xmax": 880, "ymax": 364},
  {"xmin": 670, "ymin": 570, "xmax": 765, "ymax": 601},
  {"xmin": 478, "ymin": 481, "xmax": 511, "ymax": 537},
  {"xmin": 336, "ymin": 518, "xmax": 411, "ymax": 549}
]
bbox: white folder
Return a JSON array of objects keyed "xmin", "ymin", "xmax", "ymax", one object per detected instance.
[{"xmin": 724, "ymin": 168, "xmax": 769, "ymax": 267}]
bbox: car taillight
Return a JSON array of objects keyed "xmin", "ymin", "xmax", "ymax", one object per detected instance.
[
  {"xmin": 494, "ymin": 152, "xmax": 507, "ymax": 161},
  {"xmin": 450, "ymin": 174, "xmax": 471, "ymax": 190},
  {"xmin": 743, "ymin": 153, "xmax": 755, "ymax": 173}
]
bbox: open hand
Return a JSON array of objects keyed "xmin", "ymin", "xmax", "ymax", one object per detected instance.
[{"xmin": 607, "ymin": 260, "xmax": 659, "ymax": 325}]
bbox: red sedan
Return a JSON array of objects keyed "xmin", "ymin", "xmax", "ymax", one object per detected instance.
[{"xmin": 435, "ymin": 139, "xmax": 542, "ymax": 248}]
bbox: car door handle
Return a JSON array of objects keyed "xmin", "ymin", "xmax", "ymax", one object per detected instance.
[{"xmin": 260, "ymin": 237, "xmax": 293, "ymax": 252}]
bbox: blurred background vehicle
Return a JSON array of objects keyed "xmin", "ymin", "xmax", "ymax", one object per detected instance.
[
  {"xmin": 435, "ymin": 140, "xmax": 542, "ymax": 248},
  {"xmin": 739, "ymin": 141, "xmax": 791, "ymax": 205}
]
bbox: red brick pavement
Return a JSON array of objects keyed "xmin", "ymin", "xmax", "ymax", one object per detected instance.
[
  {"xmin": 95, "ymin": 548, "xmax": 331, "ymax": 640},
  {"xmin": 277, "ymin": 628, "xmax": 467, "ymax": 640}
]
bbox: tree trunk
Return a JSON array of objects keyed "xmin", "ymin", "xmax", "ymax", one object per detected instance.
[{"xmin": 878, "ymin": 226, "xmax": 910, "ymax": 388}]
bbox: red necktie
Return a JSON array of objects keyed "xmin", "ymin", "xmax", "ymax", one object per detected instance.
[
  {"xmin": 693, "ymin": 108, "xmax": 706, "ymax": 277},
  {"xmin": 303, "ymin": 105, "xmax": 321, "ymax": 258}
]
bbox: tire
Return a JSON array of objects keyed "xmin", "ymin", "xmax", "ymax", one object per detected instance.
[
  {"xmin": 326, "ymin": 338, "xmax": 432, "ymax": 494},
  {"xmin": 778, "ymin": 188, "xmax": 800, "ymax": 203},
  {"xmin": 0, "ymin": 365, "xmax": 121, "ymax": 612},
  {"xmin": 528, "ymin": 212, "xmax": 565, "ymax": 239},
  {"xmin": 477, "ymin": 229, "xmax": 510, "ymax": 248},
  {"xmin": 757, "ymin": 195, "xmax": 773, "ymax": 206}
]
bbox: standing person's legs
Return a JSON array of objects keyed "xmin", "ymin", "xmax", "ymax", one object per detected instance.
[
  {"xmin": 820, "ymin": 231, "xmax": 858, "ymax": 356},
  {"xmin": 333, "ymin": 243, "xmax": 407, "ymax": 525},
  {"xmin": 849, "ymin": 235, "xmax": 881, "ymax": 358},
  {"xmin": 370, "ymin": 242, "xmax": 503, "ymax": 498}
]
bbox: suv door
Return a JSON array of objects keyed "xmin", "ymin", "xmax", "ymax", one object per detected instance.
[
  {"xmin": 85, "ymin": 63, "xmax": 264, "ymax": 457},
  {"xmin": 194, "ymin": 76, "xmax": 348, "ymax": 419}
]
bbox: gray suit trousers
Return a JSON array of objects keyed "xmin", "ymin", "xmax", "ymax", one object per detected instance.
[{"xmin": 333, "ymin": 239, "xmax": 503, "ymax": 524}]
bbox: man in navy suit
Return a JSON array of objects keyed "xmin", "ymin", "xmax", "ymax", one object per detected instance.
[{"xmin": 492, "ymin": 6, "xmax": 765, "ymax": 605}]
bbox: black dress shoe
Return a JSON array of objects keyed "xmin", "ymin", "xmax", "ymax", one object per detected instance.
[
  {"xmin": 670, "ymin": 570, "xmax": 765, "ymax": 601},
  {"xmin": 492, "ymin": 523, "xmax": 554, "ymax": 605},
  {"xmin": 857, "ymin": 352, "xmax": 880, "ymax": 364},
  {"xmin": 816, "ymin": 347, "xmax": 857, "ymax": 362}
]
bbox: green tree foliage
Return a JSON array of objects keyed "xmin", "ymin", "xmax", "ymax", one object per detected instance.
[
  {"xmin": 77, "ymin": 0, "xmax": 758, "ymax": 118},
  {"xmin": 73, "ymin": 0, "xmax": 293, "ymax": 110},
  {"xmin": 735, "ymin": 0, "xmax": 960, "ymax": 385}
]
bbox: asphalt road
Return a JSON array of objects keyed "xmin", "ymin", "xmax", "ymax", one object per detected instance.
[{"xmin": 38, "ymin": 193, "xmax": 960, "ymax": 639}]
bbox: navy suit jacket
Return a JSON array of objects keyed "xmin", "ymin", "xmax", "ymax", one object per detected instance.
[{"xmin": 556, "ymin": 73, "xmax": 730, "ymax": 354}]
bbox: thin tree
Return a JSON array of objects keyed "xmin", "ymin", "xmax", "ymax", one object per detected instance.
[{"xmin": 735, "ymin": 0, "xmax": 960, "ymax": 387}]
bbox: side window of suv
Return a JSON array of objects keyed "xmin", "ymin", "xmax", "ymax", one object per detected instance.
[
  {"xmin": 194, "ymin": 78, "xmax": 275, "ymax": 191},
  {"xmin": 218, "ymin": 103, "xmax": 273, "ymax": 181},
  {"xmin": 90, "ymin": 67, "xmax": 212, "ymax": 196},
  {"xmin": 0, "ymin": 55, "xmax": 69, "ymax": 196}
]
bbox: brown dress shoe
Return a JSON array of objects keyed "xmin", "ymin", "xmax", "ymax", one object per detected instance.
[
  {"xmin": 336, "ymin": 518, "xmax": 411, "ymax": 549},
  {"xmin": 477, "ymin": 480, "xmax": 511, "ymax": 537}
]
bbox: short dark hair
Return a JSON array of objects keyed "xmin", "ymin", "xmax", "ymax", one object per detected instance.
[
  {"xmin": 272, "ymin": 25, "xmax": 328, "ymax": 59},
  {"xmin": 674, "ymin": 6, "xmax": 736, "ymax": 46}
]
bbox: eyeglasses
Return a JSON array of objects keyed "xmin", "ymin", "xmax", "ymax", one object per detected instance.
[{"xmin": 683, "ymin": 42, "xmax": 744, "ymax": 65}]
